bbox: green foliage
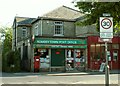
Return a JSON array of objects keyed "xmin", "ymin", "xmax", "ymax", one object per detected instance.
[
  {"xmin": 2, "ymin": 50, "xmax": 21, "ymax": 72},
  {"xmin": 2, "ymin": 28, "xmax": 12, "ymax": 58},
  {"xmin": 0, "ymin": 27, "xmax": 7, "ymax": 34},
  {"xmin": 75, "ymin": 2, "xmax": 120, "ymax": 32},
  {"xmin": 2, "ymin": 27, "xmax": 21, "ymax": 72}
]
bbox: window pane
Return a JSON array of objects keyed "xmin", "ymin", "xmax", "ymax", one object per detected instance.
[
  {"xmin": 90, "ymin": 44, "xmax": 95, "ymax": 60},
  {"xmin": 35, "ymin": 23, "xmax": 38, "ymax": 36},
  {"xmin": 113, "ymin": 50, "xmax": 118, "ymax": 61},
  {"xmin": 54, "ymin": 21, "xmax": 63, "ymax": 35},
  {"xmin": 107, "ymin": 44, "xmax": 112, "ymax": 50},
  {"xmin": 112, "ymin": 44, "xmax": 119, "ymax": 49},
  {"xmin": 101, "ymin": 44, "xmax": 105, "ymax": 60},
  {"xmin": 22, "ymin": 28, "xmax": 27, "ymax": 37},
  {"xmin": 96, "ymin": 44, "xmax": 101, "ymax": 60},
  {"xmin": 55, "ymin": 21, "xmax": 63, "ymax": 25}
]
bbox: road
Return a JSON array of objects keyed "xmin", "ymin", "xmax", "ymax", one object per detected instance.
[{"xmin": 1, "ymin": 72, "xmax": 119, "ymax": 85}]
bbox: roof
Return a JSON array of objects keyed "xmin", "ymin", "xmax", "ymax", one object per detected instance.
[
  {"xmin": 18, "ymin": 18, "xmax": 35, "ymax": 25},
  {"xmin": 41, "ymin": 5, "xmax": 84, "ymax": 20},
  {"xmin": 76, "ymin": 25, "xmax": 98, "ymax": 37},
  {"xmin": 13, "ymin": 16, "xmax": 35, "ymax": 27}
]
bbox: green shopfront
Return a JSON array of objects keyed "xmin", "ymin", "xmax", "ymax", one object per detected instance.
[{"xmin": 33, "ymin": 38, "xmax": 87, "ymax": 72}]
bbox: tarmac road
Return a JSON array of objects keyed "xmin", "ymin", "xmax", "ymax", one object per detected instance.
[{"xmin": 1, "ymin": 72, "xmax": 119, "ymax": 85}]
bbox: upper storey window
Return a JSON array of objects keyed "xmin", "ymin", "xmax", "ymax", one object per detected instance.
[
  {"xmin": 22, "ymin": 27, "xmax": 27, "ymax": 37},
  {"xmin": 54, "ymin": 21, "xmax": 63, "ymax": 36},
  {"xmin": 35, "ymin": 23, "xmax": 38, "ymax": 36}
]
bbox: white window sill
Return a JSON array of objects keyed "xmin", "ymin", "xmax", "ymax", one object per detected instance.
[{"xmin": 54, "ymin": 34, "xmax": 64, "ymax": 37}]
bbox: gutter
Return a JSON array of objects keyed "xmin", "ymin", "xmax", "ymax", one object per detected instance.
[
  {"xmin": 41, "ymin": 18, "xmax": 43, "ymax": 36},
  {"xmin": 31, "ymin": 17, "xmax": 76, "ymax": 24}
]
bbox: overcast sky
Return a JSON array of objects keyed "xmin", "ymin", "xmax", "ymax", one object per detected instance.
[{"xmin": 0, "ymin": 0, "xmax": 78, "ymax": 28}]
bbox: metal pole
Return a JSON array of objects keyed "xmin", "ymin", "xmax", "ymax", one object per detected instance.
[
  {"xmin": 15, "ymin": 17, "xmax": 16, "ymax": 48},
  {"xmin": 105, "ymin": 42, "xmax": 109, "ymax": 86}
]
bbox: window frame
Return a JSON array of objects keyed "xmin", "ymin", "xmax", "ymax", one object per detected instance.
[
  {"xmin": 54, "ymin": 21, "xmax": 64, "ymax": 36},
  {"xmin": 35, "ymin": 23, "xmax": 38, "ymax": 36},
  {"xmin": 22, "ymin": 27, "xmax": 27, "ymax": 37}
]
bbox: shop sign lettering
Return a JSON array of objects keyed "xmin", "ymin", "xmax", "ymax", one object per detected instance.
[
  {"xmin": 33, "ymin": 44, "xmax": 87, "ymax": 49},
  {"xmin": 34, "ymin": 38, "xmax": 86, "ymax": 45}
]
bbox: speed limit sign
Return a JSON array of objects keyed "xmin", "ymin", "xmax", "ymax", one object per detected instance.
[
  {"xmin": 101, "ymin": 18, "xmax": 112, "ymax": 29},
  {"xmin": 100, "ymin": 17, "xmax": 113, "ymax": 38}
]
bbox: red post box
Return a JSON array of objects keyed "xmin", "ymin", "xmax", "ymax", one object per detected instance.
[{"xmin": 34, "ymin": 56, "xmax": 40, "ymax": 72}]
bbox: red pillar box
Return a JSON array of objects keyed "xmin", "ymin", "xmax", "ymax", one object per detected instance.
[{"xmin": 34, "ymin": 56, "xmax": 40, "ymax": 72}]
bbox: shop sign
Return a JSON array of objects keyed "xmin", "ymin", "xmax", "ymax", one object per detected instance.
[
  {"xmin": 33, "ymin": 44, "xmax": 87, "ymax": 49},
  {"xmin": 34, "ymin": 38, "xmax": 87, "ymax": 45}
]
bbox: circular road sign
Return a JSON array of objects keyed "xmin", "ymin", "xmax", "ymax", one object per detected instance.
[{"xmin": 101, "ymin": 18, "xmax": 112, "ymax": 29}]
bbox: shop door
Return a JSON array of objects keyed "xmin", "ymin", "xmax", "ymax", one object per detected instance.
[
  {"xmin": 51, "ymin": 49, "xmax": 65, "ymax": 66},
  {"xmin": 109, "ymin": 50, "xmax": 119, "ymax": 70}
]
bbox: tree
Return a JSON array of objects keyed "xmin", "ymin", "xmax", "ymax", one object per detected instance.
[
  {"xmin": 75, "ymin": 2, "xmax": 120, "ymax": 33},
  {"xmin": 2, "ymin": 27, "xmax": 12, "ymax": 71},
  {"xmin": 2, "ymin": 28, "xmax": 12, "ymax": 56},
  {"xmin": 2, "ymin": 27, "xmax": 21, "ymax": 72}
]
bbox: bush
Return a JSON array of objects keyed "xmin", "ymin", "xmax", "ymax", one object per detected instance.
[{"xmin": 2, "ymin": 50, "xmax": 21, "ymax": 72}]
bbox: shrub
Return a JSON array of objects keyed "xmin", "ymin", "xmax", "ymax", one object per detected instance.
[{"xmin": 2, "ymin": 50, "xmax": 21, "ymax": 72}]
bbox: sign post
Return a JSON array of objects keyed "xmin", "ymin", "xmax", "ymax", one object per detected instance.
[{"xmin": 100, "ymin": 14, "xmax": 113, "ymax": 86}]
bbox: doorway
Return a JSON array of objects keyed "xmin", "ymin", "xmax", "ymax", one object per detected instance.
[
  {"xmin": 109, "ymin": 49, "xmax": 119, "ymax": 70},
  {"xmin": 51, "ymin": 49, "xmax": 65, "ymax": 67}
]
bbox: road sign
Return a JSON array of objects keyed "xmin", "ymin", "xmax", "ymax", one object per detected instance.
[
  {"xmin": 98, "ymin": 38, "xmax": 112, "ymax": 43},
  {"xmin": 100, "ymin": 17, "xmax": 113, "ymax": 39}
]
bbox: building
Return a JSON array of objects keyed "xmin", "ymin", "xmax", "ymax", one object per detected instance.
[
  {"xmin": 12, "ymin": 17, "xmax": 35, "ymax": 71},
  {"xmin": 87, "ymin": 36, "xmax": 120, "ymax": 70},
  {"xmin": 12, "ymin": 6, "xmax": 88, "ymax": 72},
  {"xmin": 31, "ymin": 6, "xmax": 88, "ymax": 72},
  {"xmin": 12, "ymin": 6, "xmax": 120, "ymax": 72}
]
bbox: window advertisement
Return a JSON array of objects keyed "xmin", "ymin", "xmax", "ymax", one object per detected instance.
[
  {"xmin": 107, "ymin": 51, "xmax": 111, "ymax": 61},
  {"xmin": 113, "ymin": 51, "xmax": 118, "ymax": 61},
  {"xmin": 74, "ymin": 50, "xmax": 86, "ymax": 71},
  {"xmin": 66, "ymin": 49, "xmax": 74, "ymax": 71},
  {"xmin": 39, "ymin": 49, "xmax": 50, "ymax": 68},
  {"xmin": 35, "ymin": 49, "xmax": 50, "ymax": 68}
]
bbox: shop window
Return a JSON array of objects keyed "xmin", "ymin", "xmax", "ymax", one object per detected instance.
[
  {"xmin": 113, "ymin": 50, "xmax": 118, "ymax": 61},
  {"xmin": 39, "ymin": 49, "xmax": 48, "ymax": 58},
  {"xmin": 34, "ymin": 49, "xmax": 49, "ymax": 57},
  {"xmin": 107, "ymin": 44, "xmax": 112, "ymax": 50},
  {"xmin": 112, "ymin": 44, "xmax": 119, "ymax": 49},
  {"xmin": 96, "ymin": 44, "xmax": 101, "ymax": 60},
  {"xmin": 101, "ymin": 44, "xmax": 105, "ymax": 61},
  {"xmin": 34, "ymin": 49, "xmax": 50, "ymax": 68},
  {"xmin": 90, "ymin": 44, "xmax": 106, "ymax": 61},
  {"xmin": 90, "ymin": 44, "xmax": 95, "ymax": 60},
  {"xmin": 66, "ymin": 49, "xmax": 74, "ymax": 70}
]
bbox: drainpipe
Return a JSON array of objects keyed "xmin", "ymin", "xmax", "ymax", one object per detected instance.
[
  {"xmin": 14, "ymin": 17, "xmax": 17, "ymax": 50},
  {"xmin": 41, "ymin": 18, "xmax": 43, "ymax": 36}
]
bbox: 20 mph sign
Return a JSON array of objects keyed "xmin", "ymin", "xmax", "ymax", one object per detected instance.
[{"xmin": 100, "ymin": 17, "xmax": 113, "ymax": 38}]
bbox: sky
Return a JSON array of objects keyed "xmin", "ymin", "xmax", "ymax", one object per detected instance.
[{"xmin": 0, "ymin": 0, "xmax": 78, "ymax": 28}]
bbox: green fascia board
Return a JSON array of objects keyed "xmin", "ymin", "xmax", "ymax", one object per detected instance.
[{"xmin": 34, "ymin": 38, "xmax": 87, "ymax": 45}]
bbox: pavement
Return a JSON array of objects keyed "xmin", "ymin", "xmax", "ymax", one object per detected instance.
[
  {"xmin": 45, "ymin": 70, "xmax": 120, "ymax": 76},
  {"xmin": 1, "ymin": 70, "xmax": 120, "ymax": 77}
]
